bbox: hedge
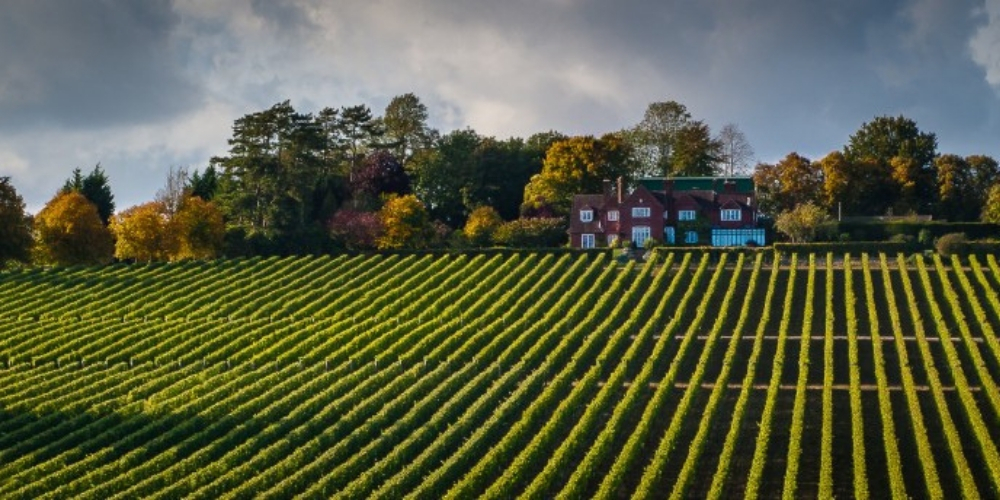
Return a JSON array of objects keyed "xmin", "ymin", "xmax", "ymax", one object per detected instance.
[{"xmin": 830, "ymin": 221, "xmax": 1000, "ymax": 241}]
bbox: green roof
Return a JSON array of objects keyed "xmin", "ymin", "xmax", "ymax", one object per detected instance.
[{"xmin": 638, "ymin": 176, "xmax": 755, "ymax": 193}]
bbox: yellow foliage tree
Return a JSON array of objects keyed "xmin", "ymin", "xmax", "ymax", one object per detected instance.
[
  {"xmin": 377, "ymin": 194, "xmax": 431, "ymax": 250},
  {"xmin": 522, "ymin": 134, "xmax": 632, "ymax": 215},
  {"xmin": 110, "ymin": 201, "xmax": 175, "ymax": 262},
  {"xmin": 34, "ymin": 191, "xmax": 114, "ymax": 265},
  {"xmin": 774, "ymin": 202, "xmax": 831, "ymax": 243},
  {"xmin": 172, "ymin": 196, "xmax": 225, "ymax": 260},
  {"xmin": 463, "ymin": 205, "xmax": 502, "ymax": 246}
]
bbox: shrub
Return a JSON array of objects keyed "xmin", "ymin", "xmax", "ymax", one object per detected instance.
[
  {"xmin": 493, "ymin": 217, "xmax": 566, "ymax": 247},
  {"xmin": 935, "ymin": 232, "xmax": 967, "ymax": 257}
]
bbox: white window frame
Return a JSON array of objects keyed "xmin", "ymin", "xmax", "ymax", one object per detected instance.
[
  {"xmin": 631, "ymin": 206, "xmax": 651, "ymax": 218},
  {"xmin": 721, "ymin": 208, "xmax": 742, "ymax": 222},
  {"xmin": 581, "ymin": 233, "xmax": 596, "ymax": 249},
  {"xmin": 632, "ymin": 226, "xmax": 651, "ymax": 247},
  {"xmin": 607, "ymin": 210, "xmax": 619, "ymax": 222},
  {"xmin": 579, "ymin": 209, "xmax": 593, "ymax": 222},
  {"xmin": 663, "ymin": 210, "xmax": 669, "ymax": 219},
  {"xmin": 684, "ymin": 231, "xmax": 699, "ymax": 244},
  {"xmin": 678, "ymin": 210, "xmax": 696, "ymax": 221}
]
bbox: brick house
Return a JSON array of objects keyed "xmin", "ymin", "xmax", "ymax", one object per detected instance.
[{"xmin": 569, "ymin": 177, "xmax": 765, "ymax": 248}]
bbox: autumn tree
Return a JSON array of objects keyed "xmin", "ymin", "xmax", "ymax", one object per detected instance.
[
  {"xmin": 774, "ymin": 202, "xmax": 830, "ymax": 243},
  {"xmin": 110, "ymin": 202, "xmax": 175, "ymax": 262},
  {"xmin": 982, "ymin": 183, "xmax": 1000, "ymax": 224},
  {"xmin": 817, "ymin": 151, "xmax": 894, "ymax": 216},
  {"xmin": 716, "ymin": 123, "xmax": 755, "ymax": 176},
  {"xmin": 463, "ymin": 206, "xmax": 503, "ymax": 246},
  {"xmin": 377, "ymin": 194, "xmax": 432, "ymax": 250},
  {"xmin": 329, "ymin": 209, "xmax": 382, "ymax": 250},
  {"xmin": 753, "ymin": 152, "xmax": 823, "ymax": 215},
  {"xmin": 172, "ymin": 196, "xmax": 225, "ymax": 260},
  {"xmin": 34, "ymin": 191, "xmax": 114, "ymax": 265},
  {"xmin": 521, "ymin": 134, "xmax": 633, "ymax": 215},
  {"xmin": 0, "ymin": 177, "xmax": 32, "ymax": 266},
  {"xmin": 351, "ymin": 150, "xmax": 410, "ymax": 210},
  {"xmin": 62, "ymin": 164, "xmax": 115, "ymax": 225}
]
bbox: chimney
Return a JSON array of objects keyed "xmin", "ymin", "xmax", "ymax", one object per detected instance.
[
  {"xmin": 664, "ymin": 178, "xmax": 674, "ymax": 194},
  {"xmin": 723, "ymin": 181, "xmax": 736, "ymax": 193},
  {"xmin": 603, "ymin": 179, "xmax": 612, "ymax": 198},
  {"xmin": 617, "ymin": 177, "xmax": 623, "ymax": 204}
]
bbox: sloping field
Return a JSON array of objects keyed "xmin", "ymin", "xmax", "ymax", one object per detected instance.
[{"xmin": 1, "ymin": 251, "xmax": 999, "ymax": 498}]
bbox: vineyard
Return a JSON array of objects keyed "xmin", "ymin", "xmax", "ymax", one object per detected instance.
[{"xmin": 1, "ymin": 251, "xmax": 1000, "ymax": 498}]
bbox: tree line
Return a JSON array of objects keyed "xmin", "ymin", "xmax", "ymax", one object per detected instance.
[{"xmin": 2, "ymin": 95, "xmax": 999, "ymax": 267}]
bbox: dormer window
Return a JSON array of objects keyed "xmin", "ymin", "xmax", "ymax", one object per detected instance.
[
  {"xmin": 607, "ymin": 210, "xmax": 619, "ymax": 222},
  {"xmin": 632, "ymin": 207, "xmax": 650, "ymax": 218},
  {"xmin": 678, "ymin": 210, "xmax": 696, "ymax": 221},
  {"xmin": 721, "ymin": 209, "xmax": 742, "ymax": 221},
  {"xmin": 580, "ymin": 209, "xmax": 594, "ymax": 222}
]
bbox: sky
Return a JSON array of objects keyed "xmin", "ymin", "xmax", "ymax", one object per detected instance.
[{"xmin": 2, "ymin": 0, "xmax": 1000, "ymax": 213}]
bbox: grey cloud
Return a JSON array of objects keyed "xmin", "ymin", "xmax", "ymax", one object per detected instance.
[{"xmin": 0, "ymin": 0, "xmax": 203, "ymax": 131}]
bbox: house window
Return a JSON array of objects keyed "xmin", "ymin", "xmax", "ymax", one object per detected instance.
[
  {"xmin": 632, "ymin": 207, "xmax": 650, "ymax": 218},
  {"xmin": 663, "ymin": 210, "xmax": 669, "ymax": 219},
  {"xmin": 581, "ymin": 233, "xmax": 595, "ymax": 248},
  {"xmin": 607, "ymin": 210, "xmax": 619, "ymax": 222},
  {"xmin": 685, "ymin": 231, "xmax": 699, "ymax": 244},
  {"xmin": 607, "ymin": 234, "xmax": 618, "ymax": 246},
  {"xmin": 678, "ymin": 210, "xmax": 696, "ymax": 221},
  {"xmin": 721, "ymin": 209, "xmax": 742, "ymax": 221},
  {"xmin": 632, "ymin": 226, "xmax": 651, "ymax": 247},
  {"xmin": 580, "ymin": 209, "xmax": 593, "ymax": 222}
]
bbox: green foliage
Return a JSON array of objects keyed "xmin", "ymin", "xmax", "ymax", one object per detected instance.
[
  {"xmin": 189, "ymin": 166, "xmax": 218, "ymax": 201},
  {"xmin": 1, "ymin": 252, "xmax": 999, "ymax": 496},
  {"xmin": 0, "ymin": 177, "xmax": 32, "ymax": 266},
  {"xmin": 492, "ymin": 217, "xmax": 567, "ymax": 247},
  {"xmin": 382, "ymin": 93, "xmax": 435, "ymax": 166},
  {"xmin": 843, "ymin": 115, "xmax": 937, "ymax": 215},
  {"xmin": 845, "ymin": 115, "xmax": 937, "ymax": 169},
  {"xmin": 409, "ymin": 129, "xmax": 481, "ymax": 227},
  {"xmin": 213, "ymin": 101, "xmax": 350, "ymax": 235},
  {"xmin": 61, "ymin": 164, "xmax": 115, "ymax": 225}
]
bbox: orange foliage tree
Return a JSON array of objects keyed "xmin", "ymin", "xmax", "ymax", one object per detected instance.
[{"xmin": 34, "ymin": 191, "xmax": 114, "ymax": 265}]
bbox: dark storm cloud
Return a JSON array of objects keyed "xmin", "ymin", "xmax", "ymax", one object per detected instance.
[{"xmin": 0, "ymin": 0, "xmax": 202, "ymax": 131}]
